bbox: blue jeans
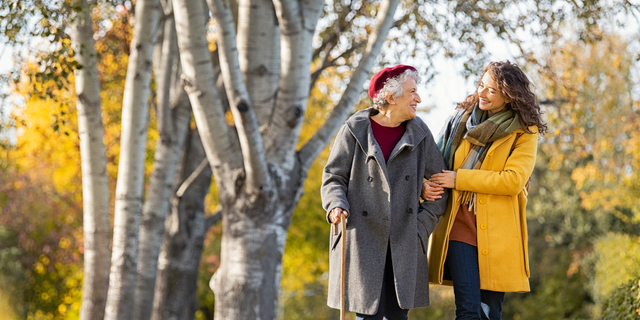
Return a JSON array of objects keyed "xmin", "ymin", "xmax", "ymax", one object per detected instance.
[
  {"xmin": 446, "ymin": 241, "xmax": 505, "ymax": 320},
  {"xmin": 355, "ymin": 246, "xmax": 408, "ymax": 320}
]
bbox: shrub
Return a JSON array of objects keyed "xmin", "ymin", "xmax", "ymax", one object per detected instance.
[{"xmin": 599, "ymin": 278, "xmax": 640, "ymax": 320}]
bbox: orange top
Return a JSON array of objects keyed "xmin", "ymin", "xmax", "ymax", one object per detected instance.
[{"xmin": 449, "ymin": 204, "xmax": 477, "ymax": 247}]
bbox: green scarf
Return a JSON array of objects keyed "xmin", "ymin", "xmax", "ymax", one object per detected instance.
[{"xmin": 436, "ymin": 104, "xmax": 521, "ymax": 211}]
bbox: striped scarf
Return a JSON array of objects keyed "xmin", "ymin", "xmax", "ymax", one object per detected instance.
[{"xmin": 436, "ymin": 104, "xmax": 521, "ymax": 212}]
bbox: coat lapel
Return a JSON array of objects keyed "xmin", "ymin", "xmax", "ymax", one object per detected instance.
[
  {"xmin": 388, "ymin": 118, "xmax": 428, "ymax": 163},
  {"xmin": 486, "ymin": 127, "xmax": 525, "ymax": 155},
  {"xmin": 346, "ymin": 109, "xmax": 387, "ymax": 173}
]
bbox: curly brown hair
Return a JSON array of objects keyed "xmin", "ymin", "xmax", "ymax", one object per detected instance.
[{"xmin": 457, "ymin": 60, "xmax": 548, "ymax": 135}]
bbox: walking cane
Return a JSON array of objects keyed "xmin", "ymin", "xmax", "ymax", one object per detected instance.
[{"xmin": 334, "ymin": 213, "xmax": 347, "ymax": 320}]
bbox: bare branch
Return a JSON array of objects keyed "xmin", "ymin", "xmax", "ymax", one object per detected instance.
[
  {"xmin": 176, "ymin": 158, "xmax": 209, "ymax": 198},
  {"xmin": 298, "ymin": 0, "xmax": 402, "ymax": 172},
  {"xmin": 237, "ymin": 0, "xmax": 280, "ymax": 128},
  {"xmin": 153, "ymin": 14, "xmax": 176, "ymax": 138},
  {"xmin": 206, "ymin": 0, "xmax": 272, "ymax": 194},
  {"xmin": 309, "ymin": 39, "xmax": 366, "ymax": 90},
  {"xmin": 205, "ymin": 210, "xmax": 222, "ymax": 230},
  {"xmin": 172, "ymin": 0, "xmax": 241, "ymax": 169},
  {"xmin": 311, "ymin": 3, "xmax": 354, "ymax": 63},
  {"xmin": 264, "ymin": 0, "xmax": 324, "ymax": 167}
]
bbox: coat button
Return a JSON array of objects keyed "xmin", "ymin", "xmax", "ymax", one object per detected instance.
[
  {"xmin": 482, "ymin": 249, "xmax": 488, "ymax": 255},
  {"xmin": 407, "ymin": 208, "xmax": 413, "ymax": 213},
  {"xmin": 479, "ymin": 198, "xmax": 486, "ymax": 204},
  {"xmin": 367, "ymin": 176, "xmax": 373, "ymax": 182},
  {"xmin": 480, "ymin": 224, "xmax": 487, "ymax": 230},
  {"xmin": 362, "ymin": 211, "xmax": 368, "ymax": 216},
  {"xmin": 488, "ymin": 152, "xmax": 494, "ymax": 157},
  {"xmin": 405, "ymin": 175, "xmax": 410, "ymax": 181}
]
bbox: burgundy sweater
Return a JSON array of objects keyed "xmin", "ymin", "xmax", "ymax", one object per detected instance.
[{"xmin": 370, "ymin": 118, "xmax": 405, "ymax": 162}]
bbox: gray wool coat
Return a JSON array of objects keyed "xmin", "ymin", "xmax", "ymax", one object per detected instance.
[{"xmin": 321, "ymin": 109, "xmax": 449, "ymax": 315}]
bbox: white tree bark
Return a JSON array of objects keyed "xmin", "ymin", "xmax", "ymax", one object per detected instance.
[
  {"xmin": 151, "ymin": 128, "xmax": 216, "ymax": 320},
  {"xmin": 206, "ymin": 0, "xmax": 271, "ymax": 194},
  {"xmin": 264, "ymin": 0, "xmax": 324, "ymax": 170},
  {"xmin": 105, "ymin": 0, "xmax": 162, "ymax": 319},
  {"xmin": 236, "ymin": 0, "xmax": 280, "ymax": 127},
  {"xmin": 69, "ymin": 1, "xmax": 112, "ymax": 319},
  {"xmin": 172, "ymin": 0, "xmax": 242, "ymax": 172},
  {"xmin": 134, "ymin": 9, "xmax": 193, "ymax": 320},
  {"xmin": 168, "ymin": 0, "xmax": 403, "ymax": 318}
]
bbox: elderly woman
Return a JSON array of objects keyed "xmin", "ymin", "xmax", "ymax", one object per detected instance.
[
  {"xmin": 422, "ymin": 61, "xmax": 547, "ymax": 319},
  {"xmin": 321, "ymin": 65, "xmax": 449, "ymax": 319}
]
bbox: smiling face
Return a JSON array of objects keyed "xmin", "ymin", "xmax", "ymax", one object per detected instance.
[
  {"xmin": 477, "ymin": 72, "xmax": 510, "ymax": 116},
  {"xmin": 386, "ymin": 78, "xmax": 421, "ymax": 122}
]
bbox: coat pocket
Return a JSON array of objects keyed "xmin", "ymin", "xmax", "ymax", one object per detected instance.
[{"xmin": 331, "ymin": 231, "xmax": 342, "ymax": 251}]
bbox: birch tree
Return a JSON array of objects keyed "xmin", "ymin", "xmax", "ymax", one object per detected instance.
[
  {"xmin": 68, "ymin": 1, "xmax": 112, "ymax": 319},
  {"xmin": 133, "ymin": 3, "xmax": 194, "ymax": 319},
  {"xmin": 151, "ymin": 127, "xmax": 218, "ymax": 320},
  {"xmin": 105, "ymin": 0, "xmax": 162, "ymax": 319},
  {"xmin": 171, "ymin": 0, "xmax": 402, "ymax": 317}
]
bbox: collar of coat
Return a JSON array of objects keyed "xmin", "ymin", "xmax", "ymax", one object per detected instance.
[{"xmin": 345, "ymin": 108, "xmax": 431, "ymax": 164}]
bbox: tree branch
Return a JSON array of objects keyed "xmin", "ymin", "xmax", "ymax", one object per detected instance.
[
  {"xmin": 172, "ymin": 0, "xmax": 241, "ymax": 169},
  {"xmin": 205, "ymin": 210, "xmax": 222, "ymax": 230},
  {"xmin": 309, "ymin": 39, "xmax": 366, "ymax": 90},
  {"xmin": 153, "ymin": 13, "xmax": 176, "ymax": 138},
  {"xmin": 176, "ymin": 158, "xmax": 209, "ymax": 198},
  {"xmin": 237, "ymin": 0, "xmax": 280, "ymax": 129},
  {"xmin": 264, "ymin": 0, "xmax": 324, "ymax": 168},
  {"xmin": 206, "ymin": 0, "xmax": 272, "ymax": 194},
  {"xmin": 298, "ymin": 0, "xmax": 402, "ymax": 172},
  {"xmin": 310, "ymin": 3, "xmax": 354, "ymax": 63}
]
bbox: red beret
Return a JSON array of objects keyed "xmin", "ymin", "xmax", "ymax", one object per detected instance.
[{"xmin": 368, "ymin": 64, "xmax": 418, "ymax": 99}]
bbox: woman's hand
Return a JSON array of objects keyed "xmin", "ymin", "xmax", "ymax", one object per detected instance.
[
  {"xmin": 329, "ymin": 207, "xmax": 349, "ymax": 225},
  {"xmin": 421, "ymin": 181, "xmax": 444, "ymax": 201},
  {"xmin": 430, "ymin": 170, "xmax": 457, "ymax": 189}
]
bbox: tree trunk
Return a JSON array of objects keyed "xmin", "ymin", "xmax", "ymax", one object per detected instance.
[
  {"xmin": 69, "ymin": 1, "xmax": 112, "ymax": 319},
  {"xmin": 151, "ymin": 128, "xmax": 215, "ymax": 320},
  {"xmin": 172, "ymin": 0, "xmax": 401, "ymax": 317},
  {"xmin": 134, "ymin": 10, "xmax": 193, "ymax": 320},
  {"xmin": 211, "ymin": 165, "xmax": 305, "ymax": 320},
  {"xmin": 105, "ymin": 0, "xmax": 162, "ymax": 319}
]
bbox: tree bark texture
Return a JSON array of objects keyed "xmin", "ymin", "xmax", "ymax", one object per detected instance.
[
  {"xmin": 69, "ymin": 1, "xmax": 112, "ymax": 319},
  {"xmin": 105, "ymin": 0, "xmax": 162, "ymax": 319},
  {"xmin": 169, "ymin": 0, "xmax": 402, "ymax": 318},
  {"xmin": 134, "ymin": 12, "xmax": 194, "ymax": 320},
  {"xmin": 151, "ymin": 128, "xmax": 214, "ymax": 320}
]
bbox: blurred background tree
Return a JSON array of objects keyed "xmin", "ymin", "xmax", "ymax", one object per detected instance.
[{"xmin": 502, "ymin": 31, "xmax": 640, "ymax": 319}]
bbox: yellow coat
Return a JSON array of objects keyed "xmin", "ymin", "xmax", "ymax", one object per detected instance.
[{"xmin": 427, "ymin": 126, "xmax": 538, "ymax": 292}]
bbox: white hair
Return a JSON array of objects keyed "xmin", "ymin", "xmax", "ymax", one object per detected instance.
[{"xmin": 372, "ymin": 69, "xmax": 421, "ymax": 110}]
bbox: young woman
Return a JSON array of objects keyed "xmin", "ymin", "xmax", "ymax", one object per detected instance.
[{"xmin": 422, "ymin": 61, "xmax": 547, "ymax": 319}]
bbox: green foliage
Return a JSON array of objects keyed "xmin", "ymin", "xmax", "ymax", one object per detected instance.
[
  {"xmin": 592, "ymin": 234, "xmax": 640, "ymax": 308},
  {"xmin": 0, "ymin": 163, "xmax": 84, "ymax": 319},
  {"xmin": 0, "ymin": 225, "xmax": 26, "ymax": 319},
  {"xmin": 598, "ymin": 278, "xmax": 640, "ymax": 320}
]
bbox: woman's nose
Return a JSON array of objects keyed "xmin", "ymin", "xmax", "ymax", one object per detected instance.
[{"xmin": 415, "ymin": 93, "xmax": 421, "ymax": 103}]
